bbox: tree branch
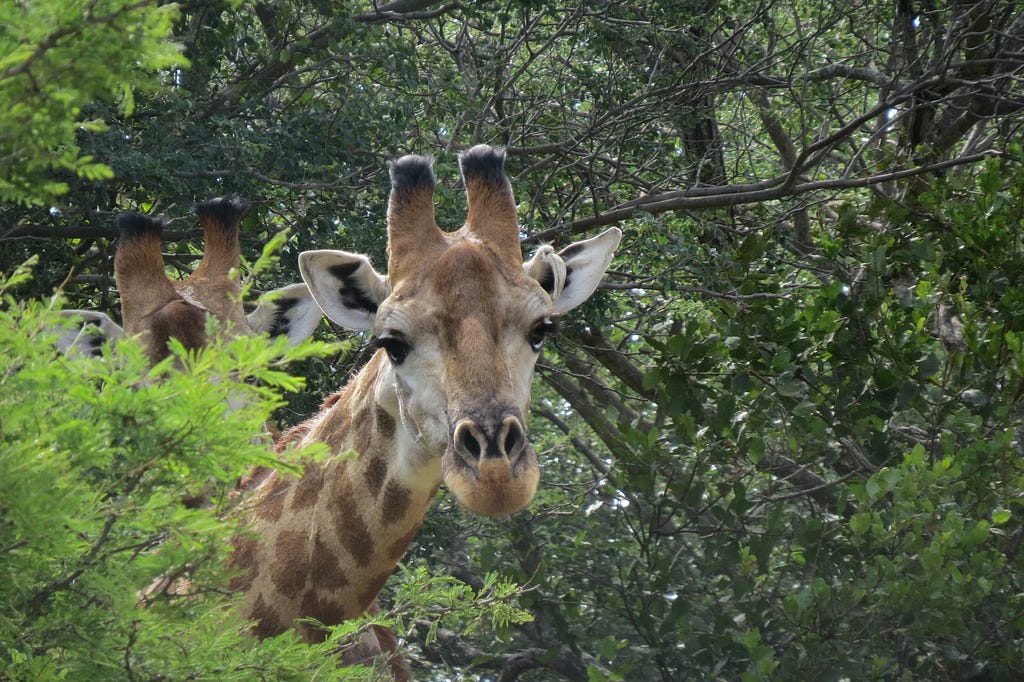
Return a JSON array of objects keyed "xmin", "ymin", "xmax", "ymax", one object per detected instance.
[
  {"xmin": 533, "ymin": 406, "xmax": 613, "ymax": 482},
  {"xmin": 414, "ymin": 621, "xmax": 604, "ymax": 682},
  {"xmin": 756, "ymin": 452, "xmax": 857, "ymax": 518},
  {"xmin": 571, "ymin": 327, "xmax": 655, "ymax": 403},
  {"xmin": 1, "ymin": 225, "xmax": 201, "ymax": 243},
  {"xmin": 538, "ymin": 363, "xmax": 634, "ymax": 462},
  {"xmin": 356, "ymin": 0, "xmax": 459, "ymax": 23},
  {"xmin": 525, "ymin": 151, "xmax": 996, "ymax": 242}
]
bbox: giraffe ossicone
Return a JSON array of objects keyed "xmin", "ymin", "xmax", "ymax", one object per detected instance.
[
  {"xmin": 58, "ymin": 197, "xmax": 321, "ymax": 360},
  {"xmin": 231, "ymin": 145, "xmax": 620, "ymax": 660}
]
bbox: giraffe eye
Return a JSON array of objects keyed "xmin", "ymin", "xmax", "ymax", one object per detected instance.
[
  {"xmin": 375, "ymin": 334, "xmax": 411, "ymax": 365},
  {"xmin": 528, "ymin": 318, "xmax": 559, "ymax": 352}
]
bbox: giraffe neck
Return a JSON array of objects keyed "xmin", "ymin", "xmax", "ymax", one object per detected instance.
[{"xmin": 230, "ymin": 352, "xmax": 442, "ymax": 642}]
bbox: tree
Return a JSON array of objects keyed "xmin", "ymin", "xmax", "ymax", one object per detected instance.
[
  {"xmin": 3, "ymin": 0, "xmax": 1024, "ymax": 679},
  {"xmin": 0, "ymin": 0, "xmax": 185, "ymax": 205}
]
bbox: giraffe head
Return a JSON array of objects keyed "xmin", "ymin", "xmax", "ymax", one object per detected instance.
[
  {"xmin": 299, "ymin": 146, "xmax": 620, "ymax": 516},
  {"xmin": 59, "ymin": 197, "xmax": 321, "ymax": 361}
]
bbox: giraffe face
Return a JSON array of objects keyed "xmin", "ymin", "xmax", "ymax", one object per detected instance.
[
  {"xmin": 300, "ymin": 145, "xmax": 621, "ymax": 517},
  {"xmin": 370, "ymin": 239, "xmax": 554, "ymax": 516}
]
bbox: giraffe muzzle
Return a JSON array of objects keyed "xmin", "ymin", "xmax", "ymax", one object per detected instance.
[{"xmin": 443, "ymin": 413, "xmax": 540, "ymax": 516}]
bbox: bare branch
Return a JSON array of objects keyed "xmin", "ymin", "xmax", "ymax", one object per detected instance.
[
  {"xmin": 526, "ymin": 151, "xmax": 995, "ymax": 242},
  {"xmin": 1, "ymin": 225, "xmax": 201, "ymax": 243},
  {"xmin": 356, "ymin": 0, "xmax": 459, "ymax": 23}
]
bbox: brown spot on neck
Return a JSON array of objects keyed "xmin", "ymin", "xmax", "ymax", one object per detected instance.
[
  {"xmin": 381, "ymin": 480, "xmax": 411, "ymax": 526},
  {"xmin": 364, "ymin": 457, "xmax": 389, "ymax": 498},
  {"xmin": 375, "ymin": 408, "xmax": 396, "ymax": 439},
  {"xmin": 352, "ymin": 406, "xmax": 376, "ymax": 453},
  {"xmin": 271, "ymin": 530, "xmax": 308, "ymax": 599},
  {"xmin": 254, "ymin": 474, "xmax": 289, "ymax": 521},
  {"xmin": 323, "ymin": 409, "xmax": 354, "ymax": 454},
  {"xmin": 387, "ymin": 523, "xmax": 422, "ymax": 562},
  {"xmin": 331, "ymin": 478, "xmax": 374, "ymax": 567},
  {"xmin": 250, "ymin": 593, "xmax": 286, "ymax": 639},
  {"xmin": 311, "ymin": 531, "xmax": 349, "ymax": 588},
  {"xmin": 290, "ymin": 464, "xmax": 325, "ymax": 510},
  {"xmin": 297, "ymin": 588, "xmax": 345, "ymax": 642},
  {"xmin": 358, "ymin": 571, "xmax": 393, "ymax": 612},
  {"xmin": 226, "ymin": 535, "xmax": 259, "ymax": 593}
]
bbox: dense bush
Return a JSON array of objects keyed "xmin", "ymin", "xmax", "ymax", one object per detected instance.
[{"xmin": 0, "ymin": 262, "xmax": 528, "ymax": 680}]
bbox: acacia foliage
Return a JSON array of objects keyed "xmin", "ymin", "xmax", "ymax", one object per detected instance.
[
  {"xmin": 0, "ymin": 0, "xmax": 185, "ymax": 205},
  {"xmin": 3, "ymin": 0, "xmax": 1024, "ymax": 680},
  {"xmin": 0, "ymin": 266, "xmax": 530, "ymax": 681},
  {"xmin": 0, "ymin": 264, "xmax": 328, "ymax": 679}
]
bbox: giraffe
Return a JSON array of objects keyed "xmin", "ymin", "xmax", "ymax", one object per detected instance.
[
  {"xmin": 228, "ymin": 145, "xmax": 621, "ymax": 673},
  {"xmin": 57, "ymin": 196, "xmax": 321, "ymax": 360}
]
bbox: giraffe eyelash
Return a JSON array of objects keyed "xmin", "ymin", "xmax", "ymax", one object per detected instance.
[
  {"xmin": 529, "ymin": 318, "xmax": 559, "ymax": 351},
  {"xmin": 370, "ymin": 333, "xmax": 411, "ymax": 365}
]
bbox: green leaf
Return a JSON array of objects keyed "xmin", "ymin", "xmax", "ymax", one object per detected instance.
[
  {"xmin": 850, "ymin": 513, "xmax": 872, "ymax": 534},
  {"xmin": 963, "ymin": 520, "xmax": 990, "ymax": 547},
  {"xmin": 776, "ymin": 371, "xmax": 803, "ymax": 397}
]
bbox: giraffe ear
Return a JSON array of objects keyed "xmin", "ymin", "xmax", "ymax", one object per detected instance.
[
  {"xmin": 247, "ymin": 283, "xmax": 322, "ymax": 345},
  {"xmin": 298, "ymin": 250, "xmax": 390, "ymax": 331},
  {"xmin": 56, "ymin": 310, "xmax": 124, "ymax": 357},
  {"xmin": 524, "ymin": 227, "xmax": 622, "ymax": 315}
]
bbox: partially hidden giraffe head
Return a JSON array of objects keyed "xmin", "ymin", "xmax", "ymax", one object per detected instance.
[
  {"xmin": 58, "ymin": 197, "xmax": 322, "ymax": 362},
  {"xmin": 299, "ymin": 145, "xmax": 621, "ymax": 516}
]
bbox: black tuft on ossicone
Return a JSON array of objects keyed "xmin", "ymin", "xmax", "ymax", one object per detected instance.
[
  {"xmin": 389, "ymin": 155, "xmax": 435, "ymax": 195},
  {"xmin": 194, "ymin": 195, "xmax": 250, "ymax": 231},
  {"xmin": 458, "ymin": 144, "xmax": 507, "ymax": 184},
  {"xmin": 116, "ymin": 212, "xmax": 168, "ymax": 242}
]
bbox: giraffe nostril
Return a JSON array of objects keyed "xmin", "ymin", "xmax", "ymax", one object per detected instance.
[
  {"xmin": 454, "ymin": 420, "xmax": 484, "ymax": 461},
  {"xmin": 501, "ymin": 417, "xmax": 526, "ymax": 459},
  {"xmin": 503, "ymin": 430, "xmax": 517, "ymax": 456}
]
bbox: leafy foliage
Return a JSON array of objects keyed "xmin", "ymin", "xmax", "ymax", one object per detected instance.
[
  {"xmin": 0, "ymin": 1, "xmax": 186, "ymax": 205},
  {"xmin": 4, "ymin": 0, "xmax": 1024, "ymax": 679}
]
